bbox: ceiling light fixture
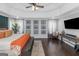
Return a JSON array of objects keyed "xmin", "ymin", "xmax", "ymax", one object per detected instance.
[
  {"xmin": 32, "ymin": 5, "xmax": 39, "ymax": 11},
  {"xmin": 26, "ymin": 3, "xmax": 44, "ymax": 11}
]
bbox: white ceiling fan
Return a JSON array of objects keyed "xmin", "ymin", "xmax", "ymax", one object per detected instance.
[{"xmin": 25, "ymin": 3, "xmax": 44, "ymax": 11}]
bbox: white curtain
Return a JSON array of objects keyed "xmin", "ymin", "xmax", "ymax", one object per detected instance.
[{"xmin": 48, "ymin": 20, "xmax": 56, "ymax": 34}]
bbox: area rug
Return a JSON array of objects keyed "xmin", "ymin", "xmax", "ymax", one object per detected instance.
[{"xmin": 31, "ymin": 40, "xmax": 45, "ymax": 56}]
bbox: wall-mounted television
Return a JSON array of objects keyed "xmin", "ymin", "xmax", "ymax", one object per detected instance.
[
  {"xmin": 64, "ymin": 17, "xmax": 79, "ymax": 29},
  {"xmin": 0, "ymin": 15, "xmax": 8, "ymax": 29}
]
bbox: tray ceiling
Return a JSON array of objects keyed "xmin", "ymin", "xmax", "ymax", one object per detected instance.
[{"xmin": 0, "ymin": 3, "xmax": 79, "ymax": 19}]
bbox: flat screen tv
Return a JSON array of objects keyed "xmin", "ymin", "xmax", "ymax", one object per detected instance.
[
  {"xmin": 0, "ymin": 15, "xmax": 8, "ymax": 29},
  {"xmin": 64, "ymin": 17, "xmax": 79, "ymax": 29}
]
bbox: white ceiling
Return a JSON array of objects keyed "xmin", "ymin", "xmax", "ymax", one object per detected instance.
[
  {"xmin": 6, "ymin": 3, "xmax": 65, "ymax": 12},
  {"xmin": 0, "ymin": 3, "xmax": 79, "ymax": 19}
]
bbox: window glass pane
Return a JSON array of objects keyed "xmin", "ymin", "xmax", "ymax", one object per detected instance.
[
  {"xmin": 41, "ymin": 25, "xmax": 46, "ymax": 29},
  {"xmin": 34, "ymin": 25, "xmax": 38, "ymax": 29},
  {"xmin": 26, "ymin": 20, "xmax": 31, "ymax": 24},
  {"xmin": 41, "ymin": 20, "xmax": 46, "ymax": 24},
  {"xmin": 34, "ymin": 30, "xmax": 38, "ymax": 34},
  {"xmin": 26, "ymin": 26, "xmax": 31, "ymax": 29},
  {"xmin": 34, "ymin": 20, "xmax": 38, "ymax": 24},
  {"xmin": 41, "ymin": 30, "xmax": 46, "ymax": 34}
]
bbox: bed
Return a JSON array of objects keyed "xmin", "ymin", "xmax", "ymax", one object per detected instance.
[{"xmin": 0, "ymin": 33, "xmax": 30, "ymax": 56}]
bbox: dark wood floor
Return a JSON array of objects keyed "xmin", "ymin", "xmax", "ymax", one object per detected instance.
[{"xmin": 41, "ymin": 38, "xmax": 79, "ymax": 56}]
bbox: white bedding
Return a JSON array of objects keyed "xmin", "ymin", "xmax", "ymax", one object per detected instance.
[
  {"xmin": 0, "ymin": 34, "xmax": 24, "ymax": 56},
  {"xmin": 0, "ymin": 34, "xmax": 23, "ymax": 50}
]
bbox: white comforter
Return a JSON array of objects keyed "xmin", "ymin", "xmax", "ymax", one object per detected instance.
[{"xmin": 0, "ymin": 34, "xmax": 23, "ymax": 56}]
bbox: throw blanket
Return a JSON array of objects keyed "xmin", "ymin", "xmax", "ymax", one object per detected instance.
[{"xmin": 0, "ymin": 34, "xmax": 30, "ymax": 56}]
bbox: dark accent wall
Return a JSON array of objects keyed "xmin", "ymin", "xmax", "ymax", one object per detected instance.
[{"xmin": 0, "ymin": 15, "xmax": 8, "ymax": 29}]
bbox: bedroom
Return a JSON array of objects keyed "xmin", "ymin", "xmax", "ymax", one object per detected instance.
[{"xmin": 0, "ymin": 3, "xmax": 79, "ymax": 56}]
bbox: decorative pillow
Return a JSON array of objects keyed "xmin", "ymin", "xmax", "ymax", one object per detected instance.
[
  {"xmin": 0, "ymin": 32, "xmax": 5, "ymax": 39},
  {"xmin": 0, "ymin": 30, "xmax": 13, "ymax": 39},
  {"xmin": 4, "ymin": 30, "xmax": 13, "ymax": 37}
]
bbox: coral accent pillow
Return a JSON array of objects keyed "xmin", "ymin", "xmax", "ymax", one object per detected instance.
[
  {"xmin": 0, "ymin": 30, "xmax": 13, "ymax": 39},
  {"xmin": 0, "ymin": 32, "xmax": 5, "ymax": 39},
  {"xmin": 4, "ymin": 30, "xmax": 13, "ymax": 37}
]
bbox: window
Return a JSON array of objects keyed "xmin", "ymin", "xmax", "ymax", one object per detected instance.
[
  {"xmin": 34, "ymin": 20, "xmax": 38, "ymax": 24},
  {"xmin": 26, "ymin": 20, "xmax": 31, "ymax": 24},
  {"xmin": 41, "ymin": 25, "xmax": 46, "ymax": 29},
  {"xmin": 34, "ymin": 30, "xmax": 38, "ymax": 34},
  {"xmin": 41, "ymin": 30, "xmax": 46, "ymax": 34},
  {"xmin": 26, "ymin": 26, "xmax": 31, "ymax": 29},
  {"xmin": 34, "ymin": 25, "xmax": 38, "ymax": 29},
  {"xmin": 41, "ymin": 20, "xmax": 46, "ymax": 24}
]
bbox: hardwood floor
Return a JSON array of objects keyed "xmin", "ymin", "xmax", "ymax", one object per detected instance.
[
  {"xmin": 21, "ymin": 38, "xmax": 79, "ymax": 56},
  {"xmin": 41, "ymin": 38, "xmax": 79, "ymax": 56}
]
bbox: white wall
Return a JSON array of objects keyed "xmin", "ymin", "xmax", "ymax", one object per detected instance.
[
  {"xmin": 0, "ymin": 11, "xmax": 9, "ymax": 17},
  {"xmin": 9, "ymin": 18, "xmax": 23, "ymax": 33},
  {"xmin": 58, "ymin": 17, "xmax": 79, "ymax": 37},
  {"xmin": 57, "ymin": 6, "xmax": 79, "ymax": 38},
  {"xmin": 58, "ymin": 18, "xmax": 65, "ymax": 33}
]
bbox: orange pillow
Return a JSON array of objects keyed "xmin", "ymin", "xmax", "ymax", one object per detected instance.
[
  {"xmin": 0, "ymin": 30, "xmax": 13, "ymax": 39},
  {"xmin": 4, "ymin": 30, "xmax": 13, "ymax": 37},
  {"xmin": 0, "ymin": 32, "xmax": 5, "ymax": 39}
]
